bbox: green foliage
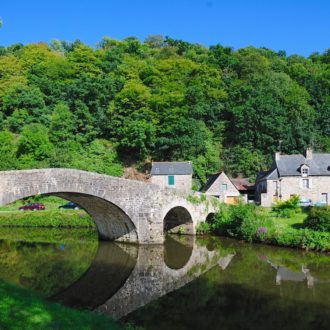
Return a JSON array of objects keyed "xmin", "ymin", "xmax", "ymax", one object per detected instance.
[
  {"xmin": 0, "ymin": 210, "xmax": 94, "ymax": 228},
  {"xmin": 211, "ymin": 203, "xmax": 330, "ymax": 251},
  {"xmin": 196, "ymin": 221, "xmax": 211, "ymax": 235},
  {"xmin": 273, "ymin": 227, "xmax": 330, "ymax": 251},
  {"xmin": 186, "ymin": 193, "xmax": 207, "ymax": 205},
  {"xmin": 304, "ymin": 206, "xmax": 330, "ymax": 231},
  {"xmin": 212, "ymin": 202, "xmax": 273, "ymax": 242},
  {"xmin": 0, "ymin": 37, "xmax": 329, "ymax": 181},
  {"xmin": 272, "ymin": 194, "xmax": 301, "ymax": 218}
]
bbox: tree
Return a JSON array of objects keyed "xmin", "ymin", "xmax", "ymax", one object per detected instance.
[
  {"xmin": 17, "ymin": 124, "xmax": 53, "ymax": 168},
  {"xmin": 49, "ymin": 102, "xmax": 75, "ymax": 144},
  {"xmin": 0, "ymin": 131, "xmax": 18, "ymax": 170}
]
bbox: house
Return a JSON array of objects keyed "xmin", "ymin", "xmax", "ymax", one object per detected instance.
[
  {"xmin": 150, "ymin": 161, "xmax": 193, "ymax": 192},
  {"xmin": 255, "ymin": 148, "xmax": 330, "ymax": 207},
  {"xmin": 203, "ymin": 172, "xmax": 254, "ymax": 204}
]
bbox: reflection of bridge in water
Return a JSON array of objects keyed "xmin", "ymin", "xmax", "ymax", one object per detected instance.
[{"xmin": 52, "ymin": 236, "xmax": 233, "ymax": 319}]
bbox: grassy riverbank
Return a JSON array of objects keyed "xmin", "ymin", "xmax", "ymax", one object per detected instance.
[
  {"xmin": 198, "ymin": 203, "xmax": 330, "ymax": 252},
  {"xmin": 0, "ymin": 281, "xmax": 141, "ymax": 330},
  {"xmin": 0, "ymin": 196, "xmax": 95, "ymax": 228},
  {"xmin": 0, "ymin": 210, "xmax": 94, "ymax": 228}
]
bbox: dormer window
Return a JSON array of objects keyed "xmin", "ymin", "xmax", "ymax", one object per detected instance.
[{"xmin": 301, "ymin": 165, "xmax": 309, "ymax": 177}]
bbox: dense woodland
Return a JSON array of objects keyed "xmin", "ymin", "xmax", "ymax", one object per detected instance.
[{"xmin": 0, "ymin": 36, "xmax": 329, "ymax": 186}]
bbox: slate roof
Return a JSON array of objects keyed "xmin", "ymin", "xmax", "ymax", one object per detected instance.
[
  {"xmin": 150, "ymin": 161, "xmax": 193, "ymax": 175},
  {"xmin": 276, "ymin": 153, "xmax": 330, "ymax": 176},
  {"xmin": 257, "ymin": 152, "xmax": 330, "ymax": 181},
  {"xmin": 203, "ymin": 173, "xmax": 220, "ymax": 192}
]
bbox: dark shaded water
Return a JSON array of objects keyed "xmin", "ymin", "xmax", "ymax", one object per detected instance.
[{"xmin": 0, "ymin": 228, "xmax": 329, "ymax": 329}]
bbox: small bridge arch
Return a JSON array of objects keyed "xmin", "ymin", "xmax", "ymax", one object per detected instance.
[{"xmin": 0, "ymin": 169, "xmax": 216, "ymax": 244}]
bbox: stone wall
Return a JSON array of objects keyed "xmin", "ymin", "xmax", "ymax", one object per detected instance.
[
  {"xmin": 205, "ymin": 172, "xmax": 240, "ymax": 203},
  {"xmin": 150, "ymin": 174, "xmax": 192, "ymax": 192},
  {"xmin": 260, "ymin": 176, "xmax": 330, "ymax": 207},
  {"xmin": 0, "ymin": 169, "xmax": 215, "ymax": 244}
]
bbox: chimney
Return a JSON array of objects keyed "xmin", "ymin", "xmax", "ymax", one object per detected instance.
[
  {"xmin": 275, "ymin": 152, "xmax": 281, "ymax": 161},
  {"xmin": 305, "ymin": 148, "xmax": 313, "ymax": 160}
]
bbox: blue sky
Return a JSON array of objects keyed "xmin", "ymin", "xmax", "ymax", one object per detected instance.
[{"xmin": 0, "ymin": 0, "xmax": 329, "ymax": 56}]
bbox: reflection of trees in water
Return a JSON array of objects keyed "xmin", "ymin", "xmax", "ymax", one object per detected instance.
[
  {"xmin": 125, "ymin": 237, "xmax": 330, "ymax": 330},
  {"xmin": 0, "ymin": 230, "xmax": 98, "ymax": 296}
]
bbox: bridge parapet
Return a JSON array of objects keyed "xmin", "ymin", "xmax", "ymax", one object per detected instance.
[{"xmin": 0, "ymin": 169, "xmax": 217, "ymax": 244}]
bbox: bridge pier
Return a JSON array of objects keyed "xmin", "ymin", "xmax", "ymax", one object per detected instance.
[{"xmin": 0, "ymin": 169, "xmax": 216, "ymax": 244}]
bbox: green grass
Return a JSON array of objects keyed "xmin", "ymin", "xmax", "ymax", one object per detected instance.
[
  {"xmin": 0, "ymin": 210, "xmax": 95, "ymax": 228},
  {"xmin": 267, "ymin": 211, "xmax": 307, "ymax": 230},
  {"xmin": 0, "ymin": 196, "xmax": 66, "ymax": 212},
  {"xmin": 0, "ymin": 281, "xmax": 143, "ymax": 330}
]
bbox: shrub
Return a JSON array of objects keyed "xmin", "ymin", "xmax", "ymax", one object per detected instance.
[
  {"xmin": 212, "ymin": 202, "xmax": 274, "ymax": 242},
  {"xmin": 196, "ymin": 221, "xmax": 211, "ymax": 235},
  {"xmin": 272, "ymin": 227, "xmax": 330, "ymax": 251},
  {"xmin": 272, "ymin": 194, "xmax": 301, "ymax": 218},
  {"xmin": 304, "ymin": 206, "xmax": 330, "ymax": 231}
]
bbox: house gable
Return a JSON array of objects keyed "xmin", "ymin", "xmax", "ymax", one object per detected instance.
[{"xmin": 204, "ymin": 172, "xmax": 240, "ymax": 197}]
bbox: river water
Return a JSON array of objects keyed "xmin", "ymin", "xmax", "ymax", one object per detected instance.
[{"xmin": 0, "ymin": 227, "xmax": 329, "ymax": 329}]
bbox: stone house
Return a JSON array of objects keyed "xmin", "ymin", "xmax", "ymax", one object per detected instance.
[
  {"xmin": 149, "ymin": 161, "xmax": 193, "ymax": 192},
  {"xmin": 203, "ymin": 172, "xmax": 254, "ymax": 204},
  {"xmin": 255, "ymin": 149, "xmax": 330, "ymax": 207}
]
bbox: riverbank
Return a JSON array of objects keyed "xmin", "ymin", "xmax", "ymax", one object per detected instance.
[
  {"xmin": 0, "ymin": 281, "xmax": 141, "ymax": 330},
  {"xmin": 198, "ymin": 204, "xmax": 330, "ymax": 252},
  {"xmin": 0, "ymin": 210, "xmax": 94, "ymax": 228}
]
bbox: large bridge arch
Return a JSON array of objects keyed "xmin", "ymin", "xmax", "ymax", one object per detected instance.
[
  {"xmin": 0, "ymin": 169, "xmax": 163, "ymax": 243},
  {"xmin": 0, "ymin": 169, "xmax": 217, "ymax": 244}
]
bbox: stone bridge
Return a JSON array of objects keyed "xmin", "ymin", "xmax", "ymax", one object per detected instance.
[{"xmin": 0, "ymin": 169, "xmax": 216, "ymax": 244}]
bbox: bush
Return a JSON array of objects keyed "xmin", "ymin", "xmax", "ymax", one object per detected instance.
[
  {"xmin": 272, "ymin": 227, "xmax": 330, "ymax": 251},
  {"xmin": 196, "ymin": 221, "xmax": 211, "ymax": 235},
  {"xmin": 212, "ymin": 202, "xmax": 274, "ymax": 242},
  {"xmin": 304, "ymin": 206, "xmax": 330, "ymax": 231},
  {"xmin": 272, "ymin": 194, "xmax": 301, "ymax": 218}
]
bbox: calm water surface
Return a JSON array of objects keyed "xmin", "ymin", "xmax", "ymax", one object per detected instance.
[{"xmin": 0, "ymin": 227, "xmax": 329, "ymax": 330}]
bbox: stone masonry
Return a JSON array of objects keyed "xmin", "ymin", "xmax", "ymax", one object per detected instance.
[{"xmin": 0, "ymin": 169, "xmax": 215, "ymax": 244}]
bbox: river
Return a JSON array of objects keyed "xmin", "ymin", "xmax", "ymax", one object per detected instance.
[{"xmin": 0, "ymin": 227, "xmax": 329, "ymax": 329}]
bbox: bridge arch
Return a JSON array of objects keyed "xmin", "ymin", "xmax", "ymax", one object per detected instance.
[
  {"xmin": 206, "ymin": 212, "xmax": 216, "ymax": 225},
  {"xmin": 163, "ymin": 205, "xmax": 193, "ymax": 235},
  {"xmin": 0, "ymin": 169, "xmax": 143, "ymax": 242}
]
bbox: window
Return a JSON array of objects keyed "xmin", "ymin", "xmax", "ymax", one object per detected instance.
[
  {"xmin": 302, "ymin": 168, "xmax": 309, "ymax": 176},
  {"xmin": 321, "ymin": 193, "xmax": 328, "ymax": 204},
  {"xmin": 302, "ymin": 179, "xmax": 309, "ymax": 188},
  {"xmin": 168, "ymin": 175, "xmax": 175, "ymax": 186},
  {"xmin": 222, "ymin": 184, "xmax": 228, "ymax": 191}
]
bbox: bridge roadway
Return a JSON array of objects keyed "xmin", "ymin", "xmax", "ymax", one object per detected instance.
[{"xmin": 0, "ymin": 169, "xmax": 216, "ymax": 244}]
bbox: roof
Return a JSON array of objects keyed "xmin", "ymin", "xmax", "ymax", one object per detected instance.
[
  {"xmin": 230, "ymin": 177, "xmax": 255, "ymax": 191},
  {"xmin": 276, "ymin": 153, "xmax": 330, "ymax": 177},
  {"xmin": 203, "ymin": 172, "xmax": 221, "ymax": 191},
  {"xmin": 256, "ymin": 168, "xmax": 279, "ymax": 182},
  {"xmin": 150, "ymin": 161, "xmax": 193, "ymax": 175},
  {"xmin": 257, "ymin": 152, "xmax": 330, "ymax": 181}
]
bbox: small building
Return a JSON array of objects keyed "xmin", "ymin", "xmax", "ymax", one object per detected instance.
[
  {"xmin": 255, "ymin": 148, "xmax": 330, "ymax": 207},
  {"xmin": 203, "ymin": 172, "xmax": 254, "ymax": 204},
  {"xmin": 150, "ymin": 161, "xmax": 193, "ymax": 192}
]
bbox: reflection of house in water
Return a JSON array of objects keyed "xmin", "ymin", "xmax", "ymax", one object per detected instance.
[
  {"xmin": 267, "ymin": 260, "xmax": 316, "ymax": 288},
  {"xmin": 218, "ymin": 253, "xmax": 236, "ymax": 270}
]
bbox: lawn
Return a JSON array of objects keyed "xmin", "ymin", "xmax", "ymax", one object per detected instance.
[{"xmin": 0, "ymin": 281, "xmax": 142, "ymax": 330}]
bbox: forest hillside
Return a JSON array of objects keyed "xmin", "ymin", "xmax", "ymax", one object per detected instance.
[{"xmin": 0, "ymin": 36, "xmax": 329, "ymax": 186}]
